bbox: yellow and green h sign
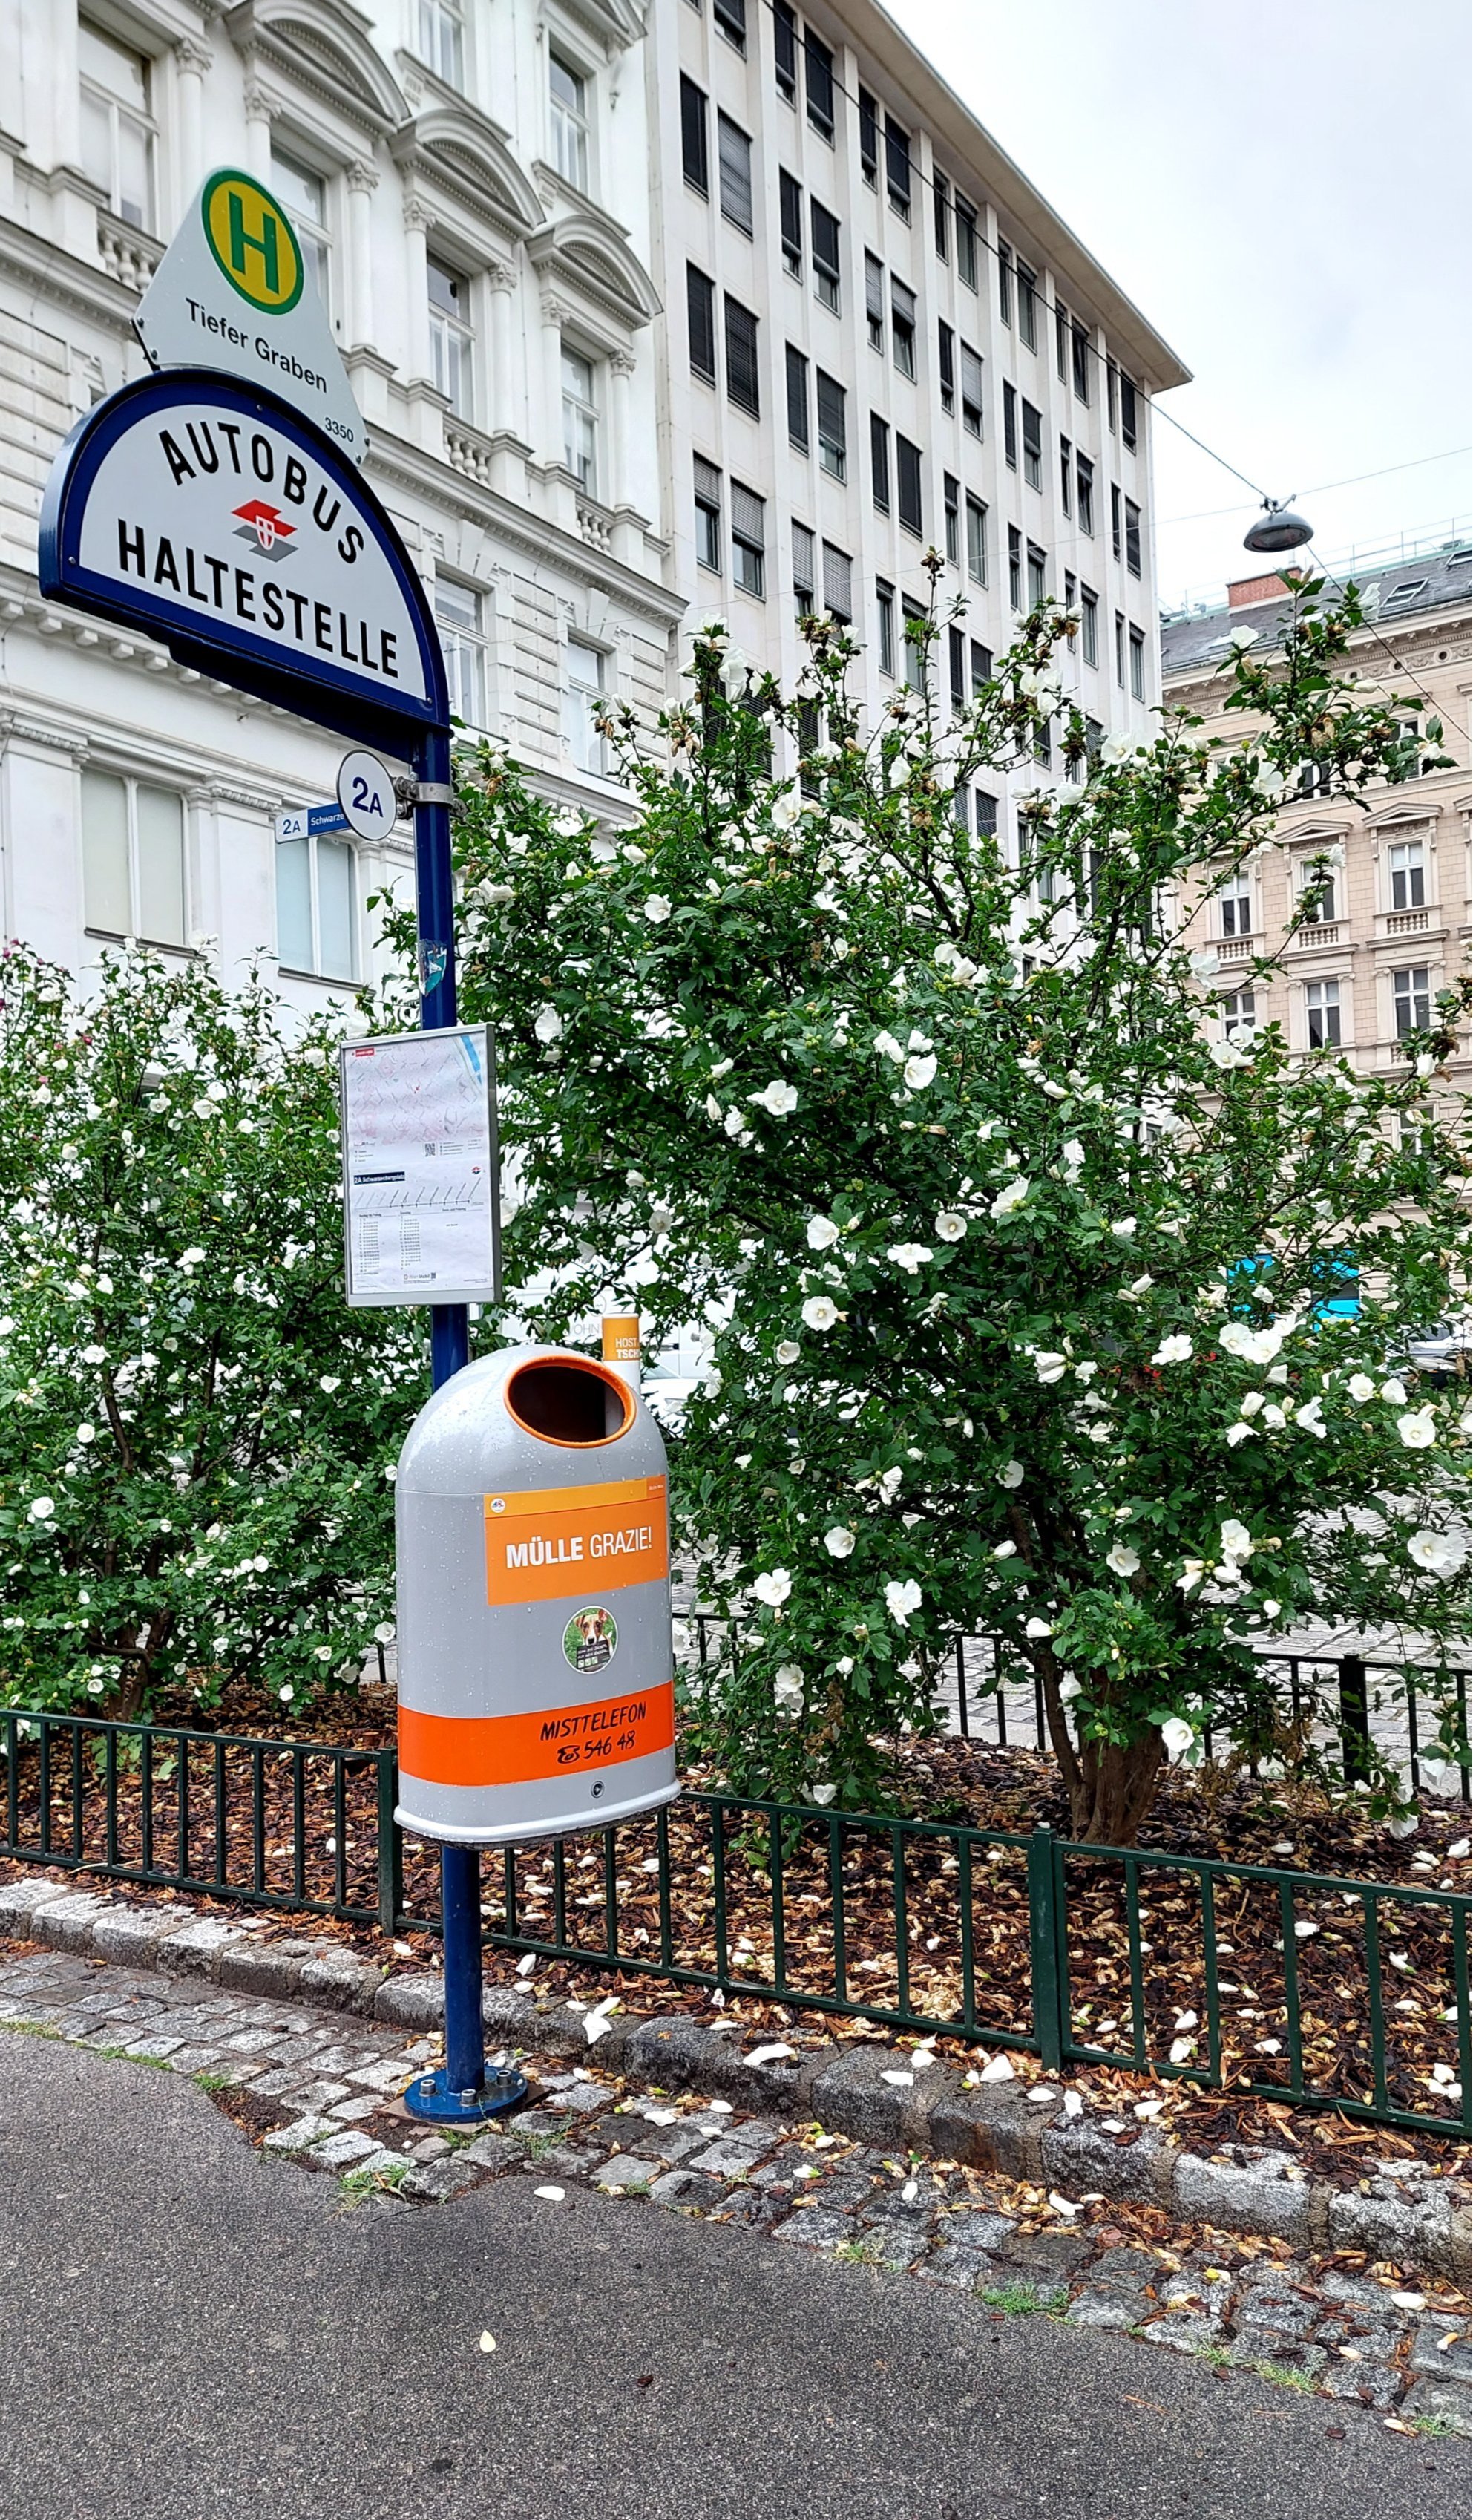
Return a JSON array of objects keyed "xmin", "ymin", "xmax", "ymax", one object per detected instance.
[{"xmin": 202, "ymin": 171, "xmax": 304, "ymax": 314}]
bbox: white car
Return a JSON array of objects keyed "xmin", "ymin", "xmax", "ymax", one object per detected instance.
[{"xmin": 1404, "ymin": 1319, "xmax": 1473, "ymax": 1386}]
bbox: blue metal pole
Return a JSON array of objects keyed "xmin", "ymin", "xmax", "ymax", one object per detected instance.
[{"xmin": 415, "ymin": 727, "xmax": 488, "ymax": 2113}]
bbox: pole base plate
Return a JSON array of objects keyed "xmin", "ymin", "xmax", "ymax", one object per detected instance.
[{"xmin": 403, "ymin": 2065, "xmax": 529, "ymax": 2124}]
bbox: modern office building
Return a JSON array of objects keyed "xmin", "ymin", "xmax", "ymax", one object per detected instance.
[
  {"xmin": 646, "ymin": 0, "xmax": 1189, "ymax": 844},
  {"xmin": 1161, "ymin": 537, "xmax": 1471, "ymax": 1085},
  {"xmin": 1, "ymin": 0, "xmax": 1187, "ymax": 1008}
]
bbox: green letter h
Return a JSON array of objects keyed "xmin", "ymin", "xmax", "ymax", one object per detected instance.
[{"xmin": 228, "ymin": 192, "xmax": 280, "ymax": 295}]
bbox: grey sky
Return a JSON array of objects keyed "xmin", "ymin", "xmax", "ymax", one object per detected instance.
[{"xmin": 905, "ymin": 0, "xmax": 1473, "ymax": 609}]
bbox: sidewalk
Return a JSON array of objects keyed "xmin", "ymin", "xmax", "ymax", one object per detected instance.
[{"xmin": 1, "ymin": 1937, "xmax": 1466, "ymax": 2440}]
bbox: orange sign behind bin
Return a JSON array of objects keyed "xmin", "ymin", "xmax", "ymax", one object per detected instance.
[{"xmin": 484, "ymin": 1473, "xmax": 668, "ymax": 1606}]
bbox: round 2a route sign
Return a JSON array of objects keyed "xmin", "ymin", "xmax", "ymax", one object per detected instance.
[
  {"xmin": 336, "ymin": 748, "xmax": 399, "ymax": 842},
  {"xmin": 39, "ymin": 369, "xmax": 448, "ymax": 750}
]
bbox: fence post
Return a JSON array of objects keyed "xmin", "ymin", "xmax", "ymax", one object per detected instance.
[
  {"xmin": 376, "ymin": 1747, "xmax": 403, "ymax": 1935},
  {"xmin": 1339, "ymin": 1655, "xmax": 1371, "ymax": 1783},
  {"xmin": 1027, "ymin": 1824, "xmax": 1066, "ymax": 2071}
]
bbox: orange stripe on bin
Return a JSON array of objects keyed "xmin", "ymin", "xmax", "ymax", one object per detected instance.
[
  {"xmin": 399, "ymin": 1682, "xmax": 675, "ymax": 1789},
  {"xmin": 484, "ymin": 1476, "xmax": 669, "ymax": 1606}
]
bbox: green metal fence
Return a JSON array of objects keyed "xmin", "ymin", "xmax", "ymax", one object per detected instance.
[{"xmin": 1, "ymin": 1706, "xmax": 1467, "ymax": 2136}]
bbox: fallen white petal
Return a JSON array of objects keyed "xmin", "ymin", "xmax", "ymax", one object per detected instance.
[
  {"xmin": 1048, "ymin": 2192, "xmax": 1080, "ymax": 2216},
  {"xmin": 1063, "ymin": 2092, "xmax": 1084, "ymax": 2118},
  {"xmin": 533, "ymin": 2184, "xmax": 565, "ymax": 2202},
  {"xmin": 979, "ymin": 2055, "xmax": 1015, "ymax": 2082},
  {"xmin": 479, "ymin": 2332, "xmax": 496, "ymax": 2352},
  {"xmin": 881, "ymin": 2069, "xmax": 914, "ymax": 2087},
  {"xmin": 1391, "ymin": 2290, "xmax": 1426, "ymax": 2310},
  {"xmin": 743, "ymin": 2043, "xmax": 795, "ymax": 2067},
  {"xmin": 703, "ymin": 2098, "xmax": 734, "ymax": 2114},
  {"xmin": 901, "ymin": 2179, "xmax": 919, "ymax": 2202}
]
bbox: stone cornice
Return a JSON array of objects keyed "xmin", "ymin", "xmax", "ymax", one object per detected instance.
[{"xmin": 0, "ymin": 210, "xmax": 142, "ymax": 333}]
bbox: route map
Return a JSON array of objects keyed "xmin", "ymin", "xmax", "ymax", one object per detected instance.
[{"xmin": 338, "ymin": 1027, "xmax": 499, "ymax": 1305}]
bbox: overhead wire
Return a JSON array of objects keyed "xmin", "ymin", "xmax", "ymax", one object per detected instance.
[{"xmin": 1161, "ymin": 450, "xmax": 1473, "ymax": 526}]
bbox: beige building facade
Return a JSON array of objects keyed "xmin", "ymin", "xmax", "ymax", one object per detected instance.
[{"xmin": 1161, "ymin": 540, "xmax": 1472, "ymax": 1084}]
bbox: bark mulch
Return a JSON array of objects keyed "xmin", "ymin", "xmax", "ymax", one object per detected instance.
[{"xmin": 2, "ymin": 1678, "xmax": 1467, "ymax": 2185}]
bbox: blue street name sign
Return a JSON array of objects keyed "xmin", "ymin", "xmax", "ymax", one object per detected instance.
[{"xmin": 277, "ymin": 802, "xmax": 352, "ymax": 842}]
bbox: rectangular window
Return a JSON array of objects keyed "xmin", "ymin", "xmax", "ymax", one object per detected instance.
[
  {"xmin": 859, "ymin": 86, "xmax": 879, "ymax": 183},
  {"xmin": 810, "ymin": 200, "xmax": 841, "ymax": 310},
  {"xmin": 1221, "ymin": 989, "xmax": 1257, "ymax": 1043},
  {"xmin": 79, "ymin": 21, "xmax": 156, "ymax": 231},
  {"xmin": 774, "ymin": 0, "xmax": 798, "ymax": 101},
  {"xmin": 680, "ymin": 74, "xmax": 709, "ymax": 193},
  {"xmin": 1305, "ymin": 978, "xmax": 1342, "ymax": 1049},
  {"xmin": 731, "ymin": 480, "xmax": 766, "ymax": 597},
  {"xmin": 943, "ymin": 472, "xmax": 959, "ymax": 564},
  {"xmin": 270, "ymin": 149, "xmax": 332, "ymax": 315},
  {"xmin": 1298, "ymin": 860, "xmax": 1336, "ymax": 924},
  {"xmin": 1120, "ymin": 371, "xmax": 1138, "ymax": 451},
  {"xmin": 1218, "ymin": 878, "xmax": 1252, "ymax": 937},
  {"xmin": 1080, "ymin": 587, "xmax": 1098, "ymax": 665},
  {"xmin": 865, "ymin": 252, "xmax": 885, "ymax": 352},
  {"xmin": 1003, "ymin": 381, "xmax": 1017, "ymax": 468},
  {"xmin": 870, "ymin": 412, "xmax": 890, "ymax": 513},
  {"xmin": 1021, "ymin": 399, "xmax": 1042, "ymax": 490},
  {"xmin": 687, "ymin": 265, "xmax": 717, "ymax": 382},
  {"xmin": 974, "ymin": 788, "xmax": 998, "ymax": 835},
  {"xmin": 1111, "ymin": 483, "xmax": 1122, "ymax": 560},
  {"xmin": 1394, "ymin": 966, "xmax": 1431, "ymax": 1035},
  {"xmin": 713, "ymin": 0, "xmax": 747, "ymax": 52},
  {"xmin": 970, "ymin": 641, "xmax": 993, "ymax": 694},
  {"xmin": 694, "ymin": 456, "xmax": 722, "ymax": 572},
  {"xmin": 277, "ymin": 825, "xmax": 355, "ymax": 982},
  {"xmin": 1055, "ymin": 299, "xmax": 1069, "ymax": 382},
  {"xmin": 436, "ymin": 578, "xmax": 488, "ymax": 728},
  {"xmin": 1106, "ymin": 359, "xmax": 1118, "ymax": 433},
  {"xmin": 816, "ymin": 370, "xmax": 846, "ymax": 477},
  {"xmin": 561, "ymin": 344, "xmax": 598, "ymax": 492},
  {"xmin": 792, "ymin": 518, "xmax": 816, "ymax": 609},
  {"xmin": 1027, "ymin": 542, "xmax": 1046, "ymax": 609},
  {"xmin": 1017, "ymin": 261, "xmax": 1037, "ymax": 350},
  {"xmin": 1124, "ymin": 497, "xmax": 1142, "ymax": 576},
  {"xmin": 1064, "ymin": 569, "xmax": 1076, "ymax": 612},
  {"xmin": 1388, "ymin": 838, "xmax": 1426, "ymax": 909},
  {"xmin": 427, "ymin": 260, "xmax": 473, "ymax": 416},
  {"xmin": 1072, "ymin": 321, "xmax": 1091, "ymax": 402},
  {"xmin": 417, "ymin": 0, "xmax": 465, "ymax": 88},
  {"xmin": 876, "ymin": 579, "xmax": 895, "ymax": 675},
  {"xmin": 890, "ymin": 278, "xmax": 916, "ymax": 378},
  {"xmin": 805, "ymin": 30, "xmax": 835, "ymax": 139},
  {"xmin": 896, "ymin": 434, "xmax": 922, "ymax": 537},
  {"xmin": 948, "ymin": 623, "xmax": 965, "ymax": 709},
  {"xmin": 959, "ymin": 344, "xmax": 984, "ymax": 438},
  {"xmin": 564, "ymin": 635, "xmax": 608, "ymax": 774},
  {"xmin": 779, "ymin": 170, "xmax": 803, "ymax": 278},
  {"xmin": 903, "ymin": 605, "xmax": 927, "ymax": 692},
  {"xmin": 1075, "ymin": 453, "xmax": 1095, "ymax": 537},
  {"xmin": 718, "ymin": 112, "xmax": 753, "ymax": 232},
  {"xmin": 784, "ymin": 343, "xmax": 809, "ymax": 449},
  {"xmin": 997, "ymin": 240, "xmax": 1013, "ymax": 325},
  {"xmin": 724, "ymin": 296, "xmax": 761, "ymax": 416},
  {"xmin": 1008, "ymin": 526, "xmax": 1022, "ymax": 609},
  {"xmin": 1115, "ymin": 610, "xmax": 1126, "ymax": 686},
  {"xmin": 1059, "ymin": 436, "xmax": 1072, "ymax": 517},
  {"xmin": 934, "ymin": 170, "xmax": 950, "ymax": 260},
  {"xmin": 822, "ymin": 540, "xmax": 852, "ymax": 621},
  {"xmin": 955, "ymin": 192, "xmax": 977, "ymax": 289},
  {"xmin": 796, "ymin": 701, "xmax": 821, "ymax": 797},
  {"xmin": 1128, "ymin": 624, "xmax": 1145, "ymax": 700},
  {"xmin": 82, "ymin": 768, "xmax": 185, "ymax": 946},
  {"xmin": 965, "ymin": 494, "xmax": 987, "ymax": 584},
  {"xmin": 549, "ymin": 52, "xmax": 591, "ymax": 191},
  {"xmin": 885, "ymin": 117, "xmax": 911, "ymax": 216},
  {"xmin": 938, "ymin": 321, "xmax": 955, "ymax": 411}
]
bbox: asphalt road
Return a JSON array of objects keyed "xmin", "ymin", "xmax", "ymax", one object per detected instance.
[{"xmin": 0, "ymin": 2037, "xmax": 1460, "ymax": 2520}]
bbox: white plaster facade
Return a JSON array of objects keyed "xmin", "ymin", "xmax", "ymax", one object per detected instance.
[
  {"xmin": 1, "ymin": 0, "xmax": 680, "ymax": 1014},
  {"xmin": 0, "ymin": 0, "xmax": 1187, "ymax": 1010}
]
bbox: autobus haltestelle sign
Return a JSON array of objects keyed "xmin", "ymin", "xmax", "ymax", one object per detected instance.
[{"xmin": 39, "ymin": 370, "xmax": 444, "ymax": 741}]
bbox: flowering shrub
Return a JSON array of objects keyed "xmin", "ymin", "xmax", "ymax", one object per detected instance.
[
  {"xmin": 379, "ymin": 577, "xmax": 1469, "ymax": 1840},
  {"xmin": 0, "ymin": 946, "xmax": 421, "ymax": 1718}
]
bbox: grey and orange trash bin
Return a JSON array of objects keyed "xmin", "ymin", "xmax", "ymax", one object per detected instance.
[{"xmin": 395, "ymin": 1345, "xmax": 680, "ymax": 1848}]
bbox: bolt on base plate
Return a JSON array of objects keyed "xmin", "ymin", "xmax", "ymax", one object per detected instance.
[{"xmin": 403, "ymin": 2065, "xmax": 529, "ymax": 2124}]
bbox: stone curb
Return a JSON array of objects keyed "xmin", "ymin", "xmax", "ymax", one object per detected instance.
[{"xmin": 1, "ymin": 1873, "xmax": 1467, "ymax": 2279}]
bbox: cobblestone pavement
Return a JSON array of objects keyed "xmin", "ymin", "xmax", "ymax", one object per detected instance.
[{"xmin": 1, "ymin": 1943, "xmax": 1467, "ymax": 2441}]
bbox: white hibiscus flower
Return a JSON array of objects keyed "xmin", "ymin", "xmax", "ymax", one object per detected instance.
[
  {"xmin": 885, "ymin": 1577, "xmax": 922, "ymax": 1628},
  {"xmin": 1408, "ymin": 1529, "xmax": 1464, "ymax": 1577},
  {"xmin": 801, "ymin": 1295, "xmax": 839, "ymax": 1332},
  {"xmin": 752, "ymin": 1568, "xmax": 793, "ymax": 1608},
  {"xmin": 823, "ymin": 1525, "xmax": 856, "ymax": 1558}
]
